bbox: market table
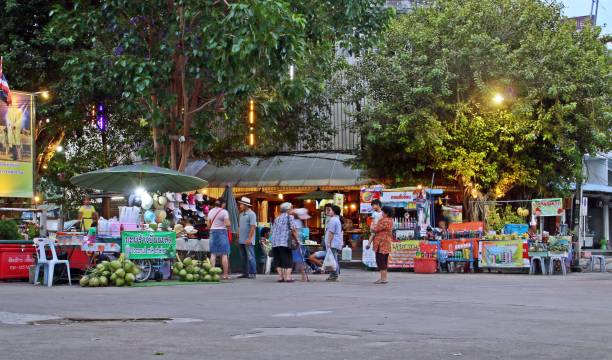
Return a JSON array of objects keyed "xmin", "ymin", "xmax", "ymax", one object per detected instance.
[{"xmin": 176, "ymin": 237, "xmax": 209, "ymax": 253}]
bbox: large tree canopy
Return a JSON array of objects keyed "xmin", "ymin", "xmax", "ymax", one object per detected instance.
[
  {"xmin": 48, "ymin": 0, "xmax": 393, "ymax": 170},
  {"xmin": 344, "ymin": 0, "xmax": 611, "ymax": 212}
]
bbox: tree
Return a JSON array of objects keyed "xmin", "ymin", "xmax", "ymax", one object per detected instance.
[
  {"xmin": 48, "ymin": 0, "xmax": 393, "ymax": 170},
  {"xmin": 343, "ymin": 0, "xmax": 611, "ymax": 217}
]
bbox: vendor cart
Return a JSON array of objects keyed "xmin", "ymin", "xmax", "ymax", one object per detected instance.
[{"xmin": 69, "ymin": 164, "xmax": 208, "ymax": 282}]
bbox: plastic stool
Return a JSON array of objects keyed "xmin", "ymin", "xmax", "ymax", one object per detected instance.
[
  {"xmin": 548, "ymin": 255, "xmax": 567, "ymax": 275},
  {"xmin": 590, "ymin": 255, "xmax": 606, "ymax": 272},
  {"xmin": 529, "ymin": 256, "xmax": 547, "ymax": 275}
]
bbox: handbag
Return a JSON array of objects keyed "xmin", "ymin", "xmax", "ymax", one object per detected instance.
[{"xmin": 287, "ymin": 215, "xmax": 300, "ymax": 250}]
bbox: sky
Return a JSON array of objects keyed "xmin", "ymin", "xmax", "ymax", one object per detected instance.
[{"xmin": 560, "ymin": 0, "xmax": 611, "ymax": 35}]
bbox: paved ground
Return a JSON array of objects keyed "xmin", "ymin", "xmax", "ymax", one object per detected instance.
[{"xmin": 1, "ymin": 270, "xmax": 611, "ymax": 360}]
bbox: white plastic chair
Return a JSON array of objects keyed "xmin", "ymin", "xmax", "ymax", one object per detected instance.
[{"xmin": 34, "ymin": 238, "xmax": 72, "ymax": 287}]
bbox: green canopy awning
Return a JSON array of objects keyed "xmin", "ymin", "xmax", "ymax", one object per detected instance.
[{"xmin": 70, "ymin": 165, "xmax": 208, "ymax": 193}]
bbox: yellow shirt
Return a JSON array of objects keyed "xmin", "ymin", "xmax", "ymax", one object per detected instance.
[{"xmin": 79, "ymin": 205, "xmax": 96, "ymax": 230}]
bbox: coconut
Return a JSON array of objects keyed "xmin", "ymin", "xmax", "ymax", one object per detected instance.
[
  {"xmin": 193, "ymin": 274, "xmax": 200, "ymax": 282},
  {"xmin": 110, "ymin": 260, "xmax": 122, "ymax": 270},
  {"xmin": 96, "ymin": 263, "xmax": 105, "ymax": 271},
  {"xmin": 179, "ymin": 269, "xmax": 187, "ymax": 277},
  {"xmin": 125, "ymin": 273, "xmax": 135, "ymax": 283},
  {"xmin": 183, "ymin": 257, "xmax": 193, "ymax": 266},
  {"xmin": 79, "ymin": 276, "xmax": 90, "ymax": 287},
  {"xmin": 110, "ymin": 273, "xmax": 118, "ymax": 282},
  {"xmin": 203, "ymin": 263, "xmax": 211, "ymax": 272},
  {"xmin": 115, "ymin": 268, "xmax": 126, "ymax": 278},
  {"xmin": 212, "ymin": 274, "xmax": 220, "ymax": 282},
  {"xmin": 115, "ymin": 277, "xmax": 125, "ymax": 287},
  {"xmin": 186, "ymin": 274, "xmax": 194, "ymax": 282},
  {"xmin": 204, "ymin": 274, "xmax": 212, "ymax": 282},
  {"xmin": 89, "ymin": 277, "xmax": 100, "ymax": 287},
  {"xmin": 186, "ymin": 266, "xmax": 195, "ymax": 274},
  {"xmin": 124, "ymin": 261, "xmax": 134, "ymax": 271},
  {"xmin": 99, "ymin": 276, "xmax": 109, "ymax": 286},
  {"xmin": 175, "ymin": 262, "xmax": 184, "ymax": 270}
]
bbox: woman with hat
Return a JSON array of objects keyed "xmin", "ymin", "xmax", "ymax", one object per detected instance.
[
  {"xmin": 207, "ymin": 200, "xmax": 231, "ymax": 280},
  {"xmin": 238, "ymin": 197, "xmax": 257, "ymax": 279},
  {"xmin": 290, "ymin": 208, "xmax": 310, "ymax": 282},
  {"xmin": 270, "ymin": 202, "xmax": 298, "ymax": 282}
]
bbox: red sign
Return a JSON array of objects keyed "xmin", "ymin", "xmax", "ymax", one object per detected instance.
[
  {"xmin": 0, "ymin": 251, "xmax": 35, "ymax": 280},
  {"xmin": 440, "ymin": 239, "xmax": 480, "ymax": 259}
]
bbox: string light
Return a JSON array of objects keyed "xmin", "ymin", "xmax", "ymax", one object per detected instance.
[{"xmin": 248, "ymin": 99, "xmax": 255, "ymax": 146}]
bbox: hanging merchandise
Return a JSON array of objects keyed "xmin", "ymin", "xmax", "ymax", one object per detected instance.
[
  {"xmin": 144, "ymin": 210, "xmax": 156, "ymax": 224},
  {"xmin": 141, "ymin": 192, "xmax": 153, "ymax": 210}
]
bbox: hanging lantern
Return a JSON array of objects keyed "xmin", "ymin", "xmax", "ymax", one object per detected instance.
[{"xmin": 96, "ymin": 102, "xmax": 108, "ymax": 133}]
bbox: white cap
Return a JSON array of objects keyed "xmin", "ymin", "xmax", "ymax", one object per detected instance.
[{"xmin": 293, "ymin": 208, "xmax": 310, "ymax": 220}]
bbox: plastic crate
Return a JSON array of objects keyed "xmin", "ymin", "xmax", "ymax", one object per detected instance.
[
  {"xmin": 503, "ymin": 224, "xmax": 528, "ymax": 235},
  {"xmin": 414, "ymin": 258, "xmax": 437, "ymax": 274}
]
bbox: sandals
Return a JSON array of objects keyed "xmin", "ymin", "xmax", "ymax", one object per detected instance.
[
  {"xmin": 374, "ymin": 280, "xmax": 388, "ymax": 284},
  {"xmin": 285, "ymin": 279, "xmax": 295, "ymax": 283},
  {"xmin": 277, "ymin": 279, "xmax": 285, "ymax": 283}
]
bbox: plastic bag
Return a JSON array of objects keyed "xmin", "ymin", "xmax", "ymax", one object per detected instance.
[{"xmin": 323, "ymin": 249, "xmax": 337, "ymax": 272}]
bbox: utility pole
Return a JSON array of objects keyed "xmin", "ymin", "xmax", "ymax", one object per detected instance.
[{"xmin": 591, "ymin": 0, "xmax": 599, "ymax": 25}]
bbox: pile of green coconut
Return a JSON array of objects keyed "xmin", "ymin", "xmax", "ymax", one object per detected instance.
[
  {"xmin": 173, "ymin": 257, "xmax": 222, "ymax": 282},
  {"xmin": 79, "ymin": 255, "xmax": 141, "ymax": 287}
]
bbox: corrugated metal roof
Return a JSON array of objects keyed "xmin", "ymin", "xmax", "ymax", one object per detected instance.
[{"xmin": 185, "ymin": 153, "xmax": 369, "ymax": 188}]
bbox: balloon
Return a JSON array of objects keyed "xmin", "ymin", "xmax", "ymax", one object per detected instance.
[
  {"xmin": 144, "ymin": 210, "xmax": 156, "ymax": 223},
  {"xmin": 141, "ymin": 192, "xmax": 153, "ymax": 210}
]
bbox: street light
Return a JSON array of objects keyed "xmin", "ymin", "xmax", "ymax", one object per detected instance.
[
  {"xmin": 492, "ymin": 93, "xmax": 504, "ymax": 105},
  {"xmin": 33, "ymin": 91, "xmax": 50, "ymax": 99},
  {"xmin": 56, "ymin": 145, "xmax": 63, "ymax": 153}
]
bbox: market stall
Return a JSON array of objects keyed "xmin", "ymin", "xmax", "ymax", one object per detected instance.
[{"xmin": 40, "ymin": 164, "xmax": 216, "ymax": 286}]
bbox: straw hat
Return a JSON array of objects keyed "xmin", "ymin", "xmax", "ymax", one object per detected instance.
[
  {"xmin": 173, "ymin": 224, "xmax": 184, "ymax": 234},
  {"xmin": 165, "ymin": 192, "xmax": 175, "ymax": 202}
]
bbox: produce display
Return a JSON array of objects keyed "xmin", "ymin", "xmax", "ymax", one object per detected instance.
[
  {"xmin": 172, "ymin": 256, "xmax": 222, "ymax": 282},
  {"xmin": 79, "ymin": 255, "xmax": 141, "ymax": 287},
  {"xmin": 483, "ymin": 233, "xmax": 524, "ymax": 241},
  {"xmin": 516, "ymin": 207, "xmax": 530, "ymax": 217}
]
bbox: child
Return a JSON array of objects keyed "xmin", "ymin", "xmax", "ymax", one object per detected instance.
[{"xmin": 368, "ymin": 199, "xmax": 383, "ymax": 244}]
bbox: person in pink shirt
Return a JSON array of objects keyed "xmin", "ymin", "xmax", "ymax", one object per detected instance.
[{"xmin": 207, "ymin": 200, "xmax": 231, "ymax": 280}]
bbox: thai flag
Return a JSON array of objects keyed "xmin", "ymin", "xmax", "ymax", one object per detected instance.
[{"xmin": 0, "ymin": 57, "xmax": 13, "ymax": 106}]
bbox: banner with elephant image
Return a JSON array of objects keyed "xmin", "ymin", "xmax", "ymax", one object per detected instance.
[{"xmin": 0, "ymin": 91, "xmax": 34, "ymax": 197}]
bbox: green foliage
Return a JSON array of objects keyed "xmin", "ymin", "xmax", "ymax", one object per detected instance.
[
  {"xmin": 47, "ymin": 1, "xmax": 392, "ymax": 169},
  {"xmin": 485, "ymin": 205, "xmax": 525, "ymax": 232},
  {"xmin": 343, "ymin": 0, "xmax": 611, "ymax": 200},
  {"xmin": 0, "ymin": 220, "xmax": 22, "ymax": 240}
]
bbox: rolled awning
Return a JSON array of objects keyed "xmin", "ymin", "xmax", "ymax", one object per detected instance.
[{"xmin": 185, "ymin": 153, "xmax": 369, "ymax": 188}]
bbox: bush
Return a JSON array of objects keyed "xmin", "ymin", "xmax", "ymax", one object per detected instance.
[{"xmin": 0, "ymin": 220, "xmax": 22, "ymax": 240}]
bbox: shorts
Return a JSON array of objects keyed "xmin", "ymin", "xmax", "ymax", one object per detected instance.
[
  {"xmin": 210, "ymin": 229, "xmax": 230, "ymax": 255},
  {"xmin": 272, "ymin": 246, "xmax": 293, "ymax": 269},
  {"xmin": 375, "ymin": 252, "xmax": 389, "ymax": 270}
]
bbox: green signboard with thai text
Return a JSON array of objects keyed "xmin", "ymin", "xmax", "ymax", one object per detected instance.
[{"xmin": 122, "ymin": 231, "xmax": 176, "ymax": 260}]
